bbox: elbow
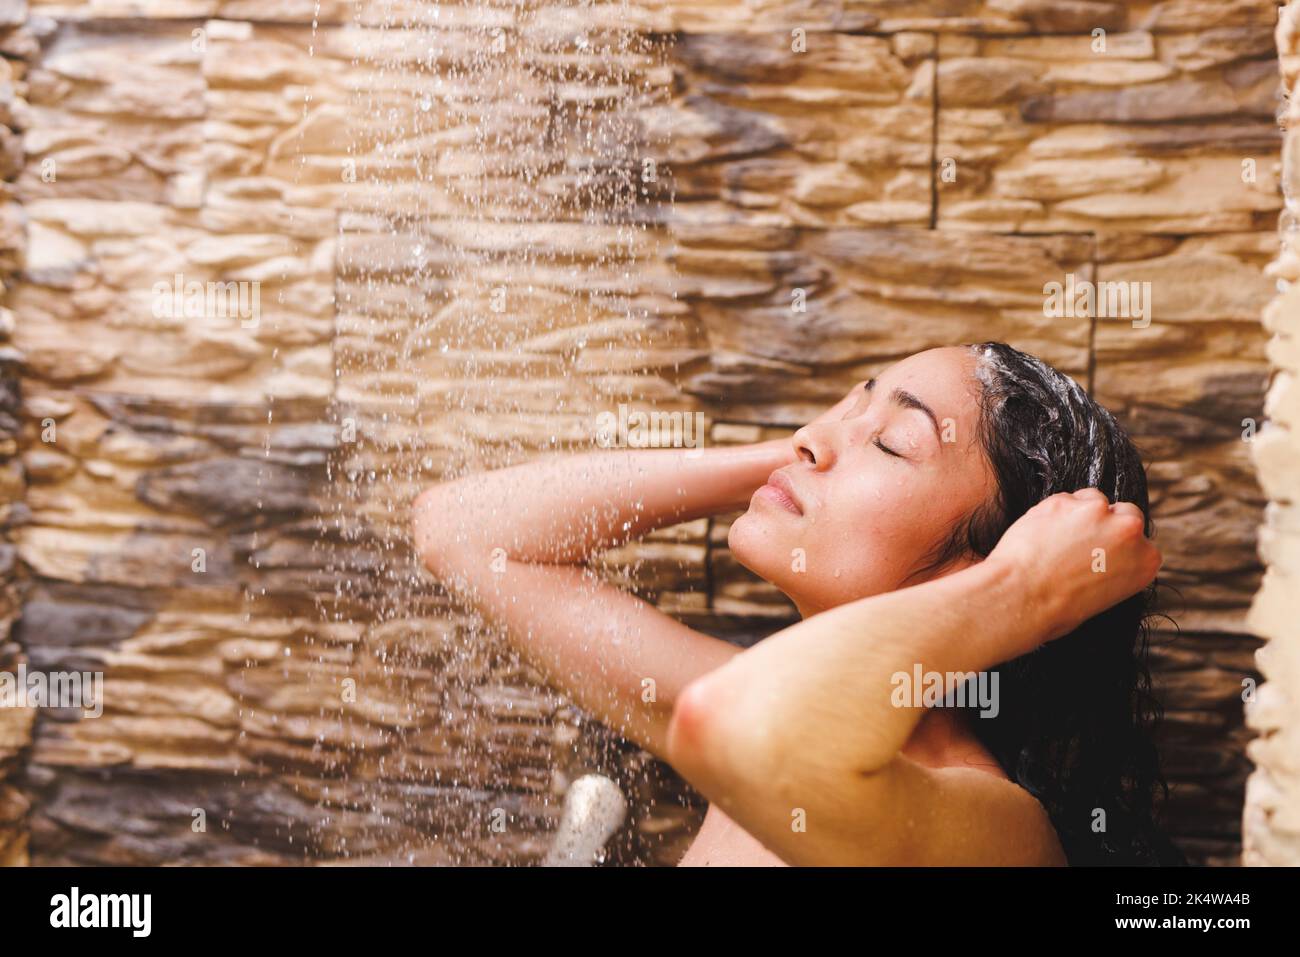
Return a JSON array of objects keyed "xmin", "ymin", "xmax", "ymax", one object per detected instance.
[
  {"xmin": 665, "ymin": 677, "xmax": 717, "ymax": 776},
  {"xmin": 667, "ymin": 671, "xmax": 785, "ymax": 797},
  {"xmin": 410, "ymin": 483, "xmax": 463, "ymax": 580}
]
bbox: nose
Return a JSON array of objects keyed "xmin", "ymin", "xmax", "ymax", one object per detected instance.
[{"xmin": 793, "ymin": 422, "xmax": 835, "ymax": 470}]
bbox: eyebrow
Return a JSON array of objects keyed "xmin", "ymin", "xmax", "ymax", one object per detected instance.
[{"xmin": 864, "ymin": 378, "xmax": 942, "ymax": 440}]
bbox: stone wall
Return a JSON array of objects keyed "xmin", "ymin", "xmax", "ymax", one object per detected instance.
[
  {"xmin": 0, "ymin": 0, "xmax": 1284, "ymax": 865},
  {"xmin": 667, "ymin": 2, "xmax": 1280, "ymax": 867},
  {"xmin": 1244, "ymin": 0, "xmax": 1300, "ymax": 867},
  {"xmin": 0, "ymin": 0, "xmax": 30, "ymax": 868}
]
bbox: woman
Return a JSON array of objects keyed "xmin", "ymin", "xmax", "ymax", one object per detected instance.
[{"xmin": 411, "ymin": 342, "xmax": 1184, "ymax": 866}]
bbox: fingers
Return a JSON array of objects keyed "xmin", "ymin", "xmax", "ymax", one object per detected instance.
[
  {"xmin": 1108, "ymin": 500, "xmax": 1145, "ymax": 524},
  {"xmin": 1068, "ymin": 488, "xmax": 1145, "ymax": 526},
  {"xmin": 1069, "ymin": 487, "xmax": 1110, "ymax": 505}
]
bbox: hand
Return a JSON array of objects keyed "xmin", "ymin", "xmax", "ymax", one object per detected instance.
[{"xmin": 986, "ymin": 489, "xmax": 1162, "ymax": 649}]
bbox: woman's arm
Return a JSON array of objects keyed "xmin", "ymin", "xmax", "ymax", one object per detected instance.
[
  {"xmin": 411, "ymin": 388, "xmax": 867, "ymax": 759},
  {"xmin": 413, "ymin": 438, "xmax": 793, "ymax": 572},
  {"xmin": 412, "ymin": 381, "xmax": 866, "ymax": 575},
  {"xmin": 665, "ymin": 489, "xmax": 1162, "ymax": 865},
  {"xmin": 410, "ymin": 437, "xmax": 795, "ymax": 759}
]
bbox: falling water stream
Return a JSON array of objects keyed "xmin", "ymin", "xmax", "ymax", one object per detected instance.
[{"xmin": 251, "ymin": 0, "xmax": 682, "ymax": 864}]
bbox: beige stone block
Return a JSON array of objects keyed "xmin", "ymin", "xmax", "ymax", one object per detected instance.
[
  {"xmin": 27, "ymin": 198, "xmax": 168, "ymax": 236},
  {"xmin": 662, "ymin": 32, "xmax": 932, "ymax": 228},
  {"xmin": 1254, "ymin": 415, "xmax": 1300, "ymax": 503},
  {"xmin": 673, "ymin": 227, "xmax": 1091, "ymax": 422},
  {"xmin": 648, "ymin": 0, "xmax": 1277, "ymax": 35},
  {"xmin": 939, "ymin": 30, "xmax": 1281, "ymax": 233}
]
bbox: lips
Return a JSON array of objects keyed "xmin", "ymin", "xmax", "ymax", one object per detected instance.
[{"xmin": 757, "ymin": 469, "xmax": 803, "ymax": 516}]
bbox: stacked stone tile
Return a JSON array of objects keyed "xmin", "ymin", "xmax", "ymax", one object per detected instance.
[
  {"xmin": 0, "ymin": 0, "xmax": 31, "ymax": 868},
  {"xmin": 1244, "ymin": 0, "xmax": 1300, "ymax": 868},
  {"xmin": 0, "ymin": 0, "xmax": 1283, "ymax": 865}
]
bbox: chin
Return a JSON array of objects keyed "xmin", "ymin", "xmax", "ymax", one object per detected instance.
[{"xmin": 727, "ymin": 510, "xmax": 793, "ymax": 590}]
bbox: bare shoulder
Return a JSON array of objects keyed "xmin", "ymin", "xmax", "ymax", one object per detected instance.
[
  {"xmin": 1002, "ymin": 777, "xmax": 1068, "ymax": 866},
  {"xmin": 986, "ymin": 770, "xmax": 1068, "ymax": 866},
  {"xmin": 907, "ymin": 762, "xmax": 1069, "ymax": 866}
]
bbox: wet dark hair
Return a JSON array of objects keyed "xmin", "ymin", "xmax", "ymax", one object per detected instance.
[{"xmin": 916, "ymin": 341, "xmax": 1184, "ymax": 867}]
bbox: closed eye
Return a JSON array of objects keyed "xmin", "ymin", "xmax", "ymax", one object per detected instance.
[{"xmin": 874, "ymin": 437, "xmax": 904, "ymax": 458}]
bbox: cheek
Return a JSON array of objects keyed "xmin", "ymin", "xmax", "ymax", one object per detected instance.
[
  {"xmin": 816, "ymin": 474, "xmax": 957, "ymax": 578},
  {"xmin": 831, "ymin": 474, "xmax": 921, "ymax": 544}
]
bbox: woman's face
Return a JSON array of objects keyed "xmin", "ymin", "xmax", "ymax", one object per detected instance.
[{"xmin": 729, "ymin": 347, "xmax": 998, "ymax": 617}]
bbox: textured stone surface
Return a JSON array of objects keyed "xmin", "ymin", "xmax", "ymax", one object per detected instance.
[
  {"xmin": 0, "ymin": 0, "xmax": 1282, "ymax": 868},
  {"xmin": 1242, "ymin": 0, "xmax": 1300, "ymax": 868},
  {"xmin": 662, "ymin": 31, "xmax": 934, "ymax": 229},
  {"xmin": 1094, "ymin": 233, "xmax": 1274, "ymax": 635},
  {"xmin": 0, "ymin": 4, "xmax": 28, "ymax": 868},
  {"xmin": 675, "ymin": 227, "xmax": 1092, "ymax": 423},
  {"xmin": 937, "ymin": 29, "xmax": 1281, "ymax": 233}
]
